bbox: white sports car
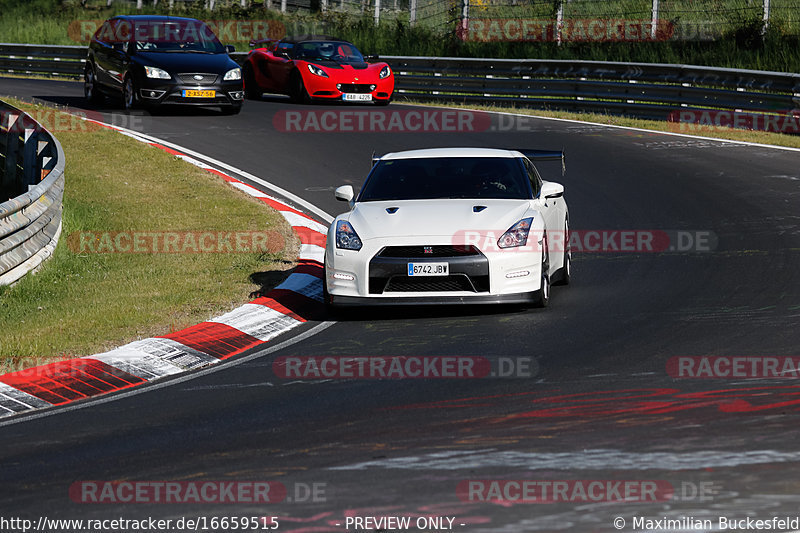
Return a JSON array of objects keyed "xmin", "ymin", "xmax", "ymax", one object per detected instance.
[{"xmin": 324, "ymin": 147, "xmax": 570, "ymax": 307}]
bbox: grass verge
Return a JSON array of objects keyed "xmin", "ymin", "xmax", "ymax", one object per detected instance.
[
  {"xmin": 0, "ymin": 97, "xmax": 298, "ymax": 372},
  {"xmin": 402, "ymin": 99, "xmax": 800, "ymax": 150}
]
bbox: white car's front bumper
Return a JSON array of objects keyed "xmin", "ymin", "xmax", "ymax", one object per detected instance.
[{"xmin": 325, "ymin": 235, "xmax": 544, "ymax": 305}]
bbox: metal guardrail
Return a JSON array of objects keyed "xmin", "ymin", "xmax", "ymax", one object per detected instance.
[
  {"xmin": 1, "ymin": 43, "xmax": 799, "ymax": 120},
  {"xmin": 383, "ymin": 56, "xmax": 800, "ymax": 121},
  {"xmin": 0, "ymin": 99, "xmax": 65, "ymax": 286}
]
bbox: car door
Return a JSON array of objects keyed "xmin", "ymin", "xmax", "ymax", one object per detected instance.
[
  {"xmin": 92, "ymin": 21, "xmax": 116, "ymax": 89},
  {"xmin": 104, "ymin": 19, "xmax": 131, "ymax": 94},
  {"xmin": 267, "ymin": 42, "xmax": 295, "ymax": 93}
]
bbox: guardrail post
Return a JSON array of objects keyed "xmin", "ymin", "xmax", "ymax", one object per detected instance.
[
  {"xmin": 2, "ymin": 113, "xmax": 21, "ymax": 200},
  {"xmin": 22, "ymin": 128, "xmax": 40, "ymax": 190},
  {"xmin": 651, "ymin": 0, "xmax": 659, "ymax": 40}
]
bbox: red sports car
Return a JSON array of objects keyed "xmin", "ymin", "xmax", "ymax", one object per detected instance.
[{"xmin": 243, "ymin": 35, "xmax": 394, "ymax": 105}]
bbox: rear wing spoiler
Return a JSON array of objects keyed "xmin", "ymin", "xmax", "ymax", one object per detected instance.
[{"xmin": 516, "ymin": 149, "xmax": 566, "ymax": 176}]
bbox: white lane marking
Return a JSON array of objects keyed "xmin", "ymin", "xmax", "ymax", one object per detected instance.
[
  {"xmin": 395, "ymin": 102, "xmax": 800, "ymax": 153},
  {"xmin": 330, "ymin": 448, "xmax": 800, "ymax": 471},
  {"xmin": 0, "ymin": 321, "xmax": 337, "ymax": 428}
]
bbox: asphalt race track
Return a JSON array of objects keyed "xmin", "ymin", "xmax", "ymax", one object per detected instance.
[{"xmin": 2, "ymin": 77, "xmax": 800, "ymax": 532}]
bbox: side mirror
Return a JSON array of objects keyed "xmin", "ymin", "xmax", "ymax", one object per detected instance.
[
  {"xmin": 541, "ymin": 181, "xmax": 564, "ymax": 199},
  {"xmin": 225, "ymin": 45, "xmax": 236, "ymax": 54},
  {"xmin": 335, "ymin": 185, "xmax": 354, "ymax": 202}
]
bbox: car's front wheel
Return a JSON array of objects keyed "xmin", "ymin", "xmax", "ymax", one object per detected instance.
[
  {"xmin": 84, "ymin": 63, "xmax": 103, "ymax": 104},
  {"xmin": 243, "ymin": 64, "xmax": 261, "ymax": 100},
  {"xmin": 289, "ymin": 71, "xmax": 311, "ymax": 104},
  {"xmin": 122, "ymin": 75, "xmax": 137, "ymax": 111},
  {"xmin": 533, "ymin": 234, "xmax": 550, "ymax": 308}
]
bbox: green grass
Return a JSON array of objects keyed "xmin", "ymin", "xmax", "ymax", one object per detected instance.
[
  {"xmin": 0, "ymin": 0, "xmax": 798, "ymax": 72},
  {"xmin": 0, "ymin": 97, "xmax": 298, "ymax": 372}
]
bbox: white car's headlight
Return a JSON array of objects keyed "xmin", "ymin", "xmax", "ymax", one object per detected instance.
[
  {"xmin": 224, "ymin": 68, "xmax": 242, "ymax": 81},
  {"xmin": 379, "ymin": 65, "xmax": 391, "ymax": 79},
  {"xmin": 498, "ymin": 217, "xmax": 533, "ymax": 249},
  {"xmin": 144, "ymin": 66, "xmax": 170, "ymax": 79},
  {"xmin": 307, "ymin": 64, "xmax": 329, "ymax": 78},
  {"xmin": 336, "ymin": 220, "xmax": 362, "ymax": 251}
]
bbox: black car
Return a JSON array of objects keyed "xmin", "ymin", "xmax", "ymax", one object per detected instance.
[{"xmin": 84, "ymin": 15, "xmax": 244, "ymax": 113}]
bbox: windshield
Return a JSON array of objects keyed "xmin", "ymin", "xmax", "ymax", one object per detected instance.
[
  {"xmin": 359, "ymin": 157, "xmax": 531, "ymax": 202},
  {"xmin": 294, "ymin": 41, "xmax": 364, "ymax": 62},
  {"xmin": 133, "ymin": 21, "xmax": 225, "ymax": 53}
]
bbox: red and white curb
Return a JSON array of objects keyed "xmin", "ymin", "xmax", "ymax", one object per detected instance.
[{"xmin": 0, "ymin": 119, "xmax": 329, "ymax": 418}]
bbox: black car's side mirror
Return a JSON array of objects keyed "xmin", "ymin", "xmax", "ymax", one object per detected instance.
[
  {"xmin": 365, "ymin": 54, "xmax": 379, "ymax": 62},
  {"xmin": 225, "ymin": 45, "xmax": 236, "ymax": 54}
]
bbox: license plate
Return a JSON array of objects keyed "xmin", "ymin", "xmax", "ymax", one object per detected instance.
[
  {"xmin": 182, "ymin": 90, "xmax": 215, "ymax": 98},
  {"xmin": 408, "ymin": 262, "xmax": 449, "ymax": 276},
  {"xmin": 343, "ymin": 93, "xmax": 372, "ymax": 101}
]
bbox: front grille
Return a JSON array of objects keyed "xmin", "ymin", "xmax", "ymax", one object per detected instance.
[
  {"xmin": 377, "ymin": 245, "xmax": 481, "ymax": 258},
  {"xmin": 370, "ymin": 274, "xmax": 490, "ymax": 294},
  {"xmin": 177, "ymin": 73, "xmax": 219, "ymax": 85},
  {"xmin": 385, "ymin": 275, "xmax": 475, "ymax": 293},
  {"xmin": 338, "ymin": 83, "xmax": 373, "ymax": 93}
]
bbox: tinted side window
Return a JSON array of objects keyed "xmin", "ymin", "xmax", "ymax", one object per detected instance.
[
  {"xmin": 524, "ymin": 159, "xmax": 543, "ymax": 198},
  {"xmin": 94, "ymin": 21, "xmax": 113, "ymax": 45}
]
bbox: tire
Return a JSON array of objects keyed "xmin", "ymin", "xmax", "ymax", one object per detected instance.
[
  {"xmin": 243, "ymin": 64, "xmax": 261, "ymax": 100},
  {"xmin": 553, "ymin": 218, "xmax": 571, "ymax": 286},
  {"xmin": 532, "ymin": 234, "xmax": 551, "ymax": 308},
  {"xmin": 289, "ymin": 71, "xmax": 310, "ymax": 104},
  {"xmin": 84, "ymin": 63, "xmax": 103, "ymax": 104},
  {"xmin": 122, "ymin": 74, "xmax": 137, "ymax": 111}
]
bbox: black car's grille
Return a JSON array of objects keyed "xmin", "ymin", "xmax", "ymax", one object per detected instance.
[
  {"xmin": 338, "ymin": 83, "xmax": 374, "ymax": 94},
  {"xmin": 377, "ymin": 245, "xmax": 481, "ymax": 258},
  {"xmin": 178, "ymin": 73, "xmax": 219, "ymax": 85}
]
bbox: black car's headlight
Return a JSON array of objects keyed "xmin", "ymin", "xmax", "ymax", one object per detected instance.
[
  {"xmin": 335, "ymin": 220, "xmax": 362, "ymax": 251},
  {"xmin": 498, "ymin": 217, "xmax": 533, "ymax": 249},
  {"xmin": 144, "ymin": 66, "xmax": 170, "ymax": 80},
  {"xmin": 224, "ymin": 68, "xmax": 242, "ymax": 81},
  {"xmin": 307, "ymin": 64, "xmax": 329, "ymax": 78},
  {"xmin": 379, "ymin": 65, "xmax": 391, "ymax": 79}
]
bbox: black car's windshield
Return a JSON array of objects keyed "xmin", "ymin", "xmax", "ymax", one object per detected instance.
[
  {"xmin": 133, "ymin": 21, "xmax": 225, "ymax": 53},
  {"xmin": 294, "ymin": 41, "xmax": 364, "ymax": 62},
  {"xmin": 359, "ymin": 157, "xmax": 531, "ymax": 201}
]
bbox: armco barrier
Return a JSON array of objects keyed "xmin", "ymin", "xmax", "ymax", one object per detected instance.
[
  {"xmin": 1, "ymin": 42, "xmax": 798, "ymax": 121},
  {"xmin": 0, "ymin": 99, "xmax": 65, "ymax": 286}
]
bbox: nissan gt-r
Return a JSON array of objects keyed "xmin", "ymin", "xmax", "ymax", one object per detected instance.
[
  {"xmin": 243, "ymin": 35, "xmax": 394, "ymax": 105},
  {"xmin": 324, "ymin": 148, "xmax": 570, "ymax": 307}
]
